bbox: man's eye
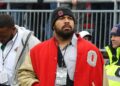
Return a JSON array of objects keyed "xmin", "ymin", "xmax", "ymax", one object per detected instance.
[
  {"xmin": 59, "ymin": 17, "xmax": 64, "ymax": 20},
  {"xmin": 68, "ymin": 17, "xmax": 73, "ymax": 20}
]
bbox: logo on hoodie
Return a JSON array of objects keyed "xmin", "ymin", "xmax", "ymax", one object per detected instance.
[{"xmin": 87, "ymin": 50, "xmax": 97, "ymax": 67}]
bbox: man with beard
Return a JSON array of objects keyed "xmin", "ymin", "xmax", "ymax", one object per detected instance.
[{"xmin": 17, "ymin": 7, "xmax": 108, "ymax": 86}]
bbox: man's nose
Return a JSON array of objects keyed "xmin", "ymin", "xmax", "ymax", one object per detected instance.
[
  {"xmin": 64, "ymin": 18, "xmax": 70, "ymax": 22},
  {"xmin": 111, "ymin": 36, "xmax": 115, "ymax": 41}
]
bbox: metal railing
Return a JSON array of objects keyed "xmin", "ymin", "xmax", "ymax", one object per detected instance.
[{"xmin": 0, "ymin": 9, "xmax": 120, "ymax": 50}]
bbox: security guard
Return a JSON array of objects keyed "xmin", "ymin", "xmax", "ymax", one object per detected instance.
[{"xmin": 105, "ymin": 24, "xmax": 120, "ymax": 86}]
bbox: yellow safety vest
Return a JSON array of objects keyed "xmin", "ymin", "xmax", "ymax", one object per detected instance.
[
  {"xmin": 105, "ymin": 46, "xmax": 113, "ymax": 64},
  {"xmin": 106, "ymin": 64, "xmax": 120, "ymax": 86},
  {"xmin": 116, "ymin": 47, "xmax": 120, "ymax": 61},
  {"xmin": 105, "ymin": 46, "xmax": 120, "ymax": 64},
  {"xmin": 105, "ymin": 46, "xmax": 120, "ymax": 86}
]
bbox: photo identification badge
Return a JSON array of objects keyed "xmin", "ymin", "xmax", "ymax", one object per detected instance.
[{"xmin": 56, "ymin": 67, "xmax": 67, "ymax": 85}]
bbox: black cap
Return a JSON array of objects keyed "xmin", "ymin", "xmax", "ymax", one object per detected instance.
[
  {"xmin": 51, "ymin": 7, "xmax": 75, "ymax": 30},
  {"xmin": 111, "ymin": 24, "xmax": 120, "ymax": 36}
]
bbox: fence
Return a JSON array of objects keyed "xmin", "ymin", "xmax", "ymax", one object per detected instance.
[{"xmin": 0, "ymin": 9, "xmax": 120, "ymax": 50}]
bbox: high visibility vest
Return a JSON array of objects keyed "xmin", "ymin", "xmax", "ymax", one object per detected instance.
[
  {"xmin": 105, "ymin": 46, "xmax": 113, "ymax": 64},
  {"xmin": 116, "ymin": 47, "xmax": 120, "ymax": 61},
  {"xmin": 106, "ymin": 64, "xmax": 120, "ymax": 86},
  {"xmin": 105, "ymin": 46, "xmax": 120, "ymax": 86},
  {"xmin": 105, "ymin": 46, "xmax": 120, "ymax": 64}
]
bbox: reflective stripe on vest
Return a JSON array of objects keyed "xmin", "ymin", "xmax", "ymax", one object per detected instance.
[
  {"xmin": 106, "ymin": 64, "xmax": 120, "ymax": 86},
  {"xmin": 107, "ymin": 75, "xmax": 120, "ymax": 86},
  {"xmin": 107, "ymin": 75, "xmax": 120, "ymax": 82}
]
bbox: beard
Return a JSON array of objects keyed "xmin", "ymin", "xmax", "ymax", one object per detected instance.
[{"xmin": 54, "ymin": 25, "xmax": 75, "ymax": 40}]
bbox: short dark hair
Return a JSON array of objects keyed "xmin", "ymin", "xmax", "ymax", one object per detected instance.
[{"xmin": 0, "ymin": 14, "xmax": 15, "ymax": 28}]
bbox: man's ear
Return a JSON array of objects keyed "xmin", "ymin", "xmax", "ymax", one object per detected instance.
[
  {"xmin": 11, "ymin": 26, "xmax": 17, "ymax": 35},
  {"xmin": 52, "ymin": 26, "xmax": 55, "ymax": 30},
  {"xmin": 11, "ymin": 26, "xmax": 16, "ymax": 30}
]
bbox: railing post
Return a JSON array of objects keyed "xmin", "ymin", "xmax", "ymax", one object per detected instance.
[
  {"xmin": 113, "ymin": 0, "xmax": 117, "ymax": 25},
  {"xmin": 57, "ymin": 2, "xmax": 60, "ymax": 7},
  {"xmin": 6, "ymin": 2, "xmax": 10, "ymax": 15}
]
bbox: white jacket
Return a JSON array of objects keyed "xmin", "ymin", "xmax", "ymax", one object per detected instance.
[{"xmin": 11, "ymin": 25, "xmax": 40, "ymax": 86}]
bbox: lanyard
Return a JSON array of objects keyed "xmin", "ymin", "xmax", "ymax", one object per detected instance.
[
  {"xmin": 2, "ymin": 32, "xmax": 18, "ymax": 65},
  {"xmin": 58, "ymin": 44, "xmax": 69, "ymax": 67}
]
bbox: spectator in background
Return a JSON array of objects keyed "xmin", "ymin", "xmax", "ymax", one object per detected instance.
[
  {"xmin": 79, "ymin": 30, "xmax": 92, "ymax": 42},
  {"xmin": 105, "ymin": 24, "xmax": 120, "ymax": 86},
  {"xmin": 0, "ymin": 14, "xmax": 40, "ymax": 86},
  {"xmin": 17, "ymin": 7, "xmax": 108, "ymax": 86},
  {"xmin": 0, "ymin": 2, "xmax": 6, "ymax": 9}
]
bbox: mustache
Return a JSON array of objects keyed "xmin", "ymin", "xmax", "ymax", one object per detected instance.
[{"xmin": 62, "ymin": 24, "xmax": 72, "ymax": 29}]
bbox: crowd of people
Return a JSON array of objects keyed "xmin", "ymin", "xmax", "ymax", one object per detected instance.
[{"xmin": 0, "ymin": 6, "xmax": 120, "ymax": 86}]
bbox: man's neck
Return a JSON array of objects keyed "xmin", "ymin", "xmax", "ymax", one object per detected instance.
[{"xmin": 54, "ymin": 34, "xmax": 72, "ymax": 49}]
